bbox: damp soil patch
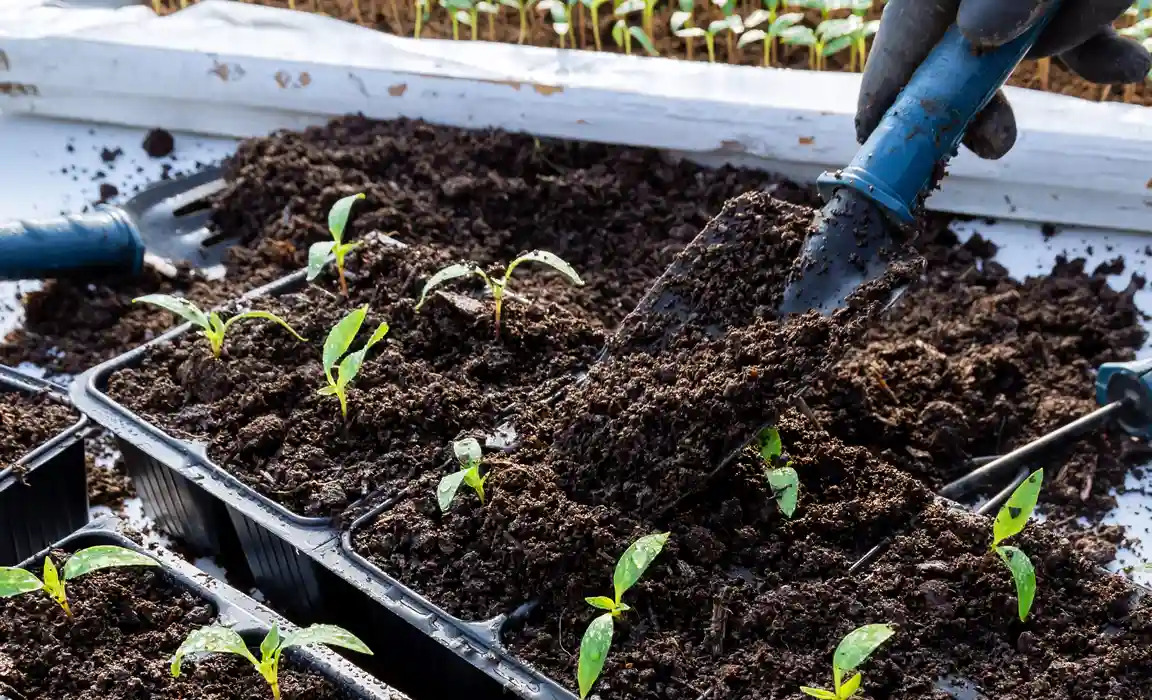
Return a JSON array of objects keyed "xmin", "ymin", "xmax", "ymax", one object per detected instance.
[
  {"xmin": 0, "ymin": 559, "xmax": 360, "ymax": 700},
  {"xmin": 106, "ymin": 237, "xmax": 603, "ymax": 518},
  {"xmin": 0, "ymin": 388, "xmax": 77, "ymax": 470}
]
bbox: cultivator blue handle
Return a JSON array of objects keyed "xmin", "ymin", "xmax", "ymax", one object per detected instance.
[
  {"xmin": 1096, "ymin": 358, "xmax": 1152, "ymax": 439},
  {"xmin": 819, "ymin": 9, "xmax": 1060, "ymax": 223},
  {"xmin": 0, "ymin": 210, "xmax": 144, "ymax": 280}
]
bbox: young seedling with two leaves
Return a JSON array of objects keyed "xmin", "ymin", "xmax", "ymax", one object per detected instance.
[
  {"xmin": 612, "ymin": 0, "xmax": 659, "ymax": 56},
  {"xmin": 307, "ymin": 193, "xmax": 365, "ymax": 296},
  {"xmin": 755, "ymin": 426, "xmax": 799, "ymax": 518},
  {"xmin": 172, "ymin": 623, "xmax": 372, "ymax": 700},
  {"xmin": 0, "ymin": 545, "xmax": 158, "ymax": 617},
  {"xmin": 991, "ymin": 468, "xmax": 1044, "ymax": 622},
  {"xmin": 133, "ymin": 295, "xmax": 306, "ymax": 360},
  {"xmin": 437, "ymin": 437, "xmax": 488, "ymax": 511},
  {"xmin": 319, "ymin": 305, "xmax": 390, "ymax": 418},
  {"xmin": 800, "ymin": 623, "xmax": 894, "ymax": 699},
  {"xmin": 578, "ymin": 532, "xmax": 670, "ymax": 699},
  {"xmin": 737, "ymin": 10, "xmax": 803, "ymax": 66},
  {"xmin": 414, "ymin": 250, "xmax": 584, "ymax": 339}
]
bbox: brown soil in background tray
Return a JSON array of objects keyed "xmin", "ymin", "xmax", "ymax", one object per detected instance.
[
  {"xmin": 106, "ymin": 238, "xmax": 604, "ymax": 518},
  {"xmin": 0, "ymin": 389, "xmax": 76, "ymax": 468},
  {"xmin": 0, "ymin": 563, "xmax": 359, "ymax": 700},
  {"xmin": 806, "ymin": 226, "xmax": 1148, "ymax": 561},
  {"xmin": 1, "ymin": 117, "xmax": 789, "ymax": 375}
]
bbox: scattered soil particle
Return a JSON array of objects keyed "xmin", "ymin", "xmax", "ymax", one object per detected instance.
[
  {"xmin": 142, "ymin": 128, "xmax": 175, "ymax": 158},
  {"xmin": 97, "ymin": 183, "xmax": 119, "ymax": 203},
  {"xmin": 0, "ymin": 563, "xmax": 359, "ymax": 700},
  {"xmin": 0, "ymin": 387, "xmax": 76, "ymax": 469},
  {"xmin": 100, "ymin": 147, "xmax": 123, "ymax": 164}
]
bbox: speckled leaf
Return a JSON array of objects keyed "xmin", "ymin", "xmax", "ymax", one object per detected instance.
[
  {"xmin": 0, "ymin": 568, "xmax": 43, "ymax": 598},
  {"xmin": 282, "ymin": 624, "xmax": 372, "ymax": 655},
  {"xmin": 585, "ymin": 596, "xmax": 616, "ymax": 611},
  {"xmin": 438, "ymin": 470, "xmax": 469, "ymax": 512},
  {"xmin": 327, "ymin": 193, "xmax": 365, "ymax": 244},
  {"xmin": 453, "ymin": 437, "xmax": 483, "ymax": 468},
  {"xmin": 996, "ymin": 545, "xmax": 1037, "ymax": 621},
  {"xmin": 756, "ymin": 427, "xmax": 783, "ymax": 463},
  {"xmin": 323, "ymin": 305, "xmax": 367, "ymax": 381},
  {"xmin": 133, "ymin": 294, "xmax": 210, "ymax": 330},
  {"xmin": 415, "ymin": 263, "xmax": 486, "ymax": 311},
  {"xmin": 506, "ymin": 251, "xmax": 584, "ymax": 288},
  {"xmin": 766, "ymin": 466, "xmax": 799, "ymax": 518},
  {"xmin": 62, "ymin": 545, "xmax": 158, "ymax": 580},
  {"xmin": 335, "ymin": 321, "xmax": 390, "ymax": 387},
  {"xmin": 171, "ymin": 626, "xmax": 257, "ymax": 677},
  {"xmin": 993, "ymin": 469, "xmax": 1043, "ymax": 547},
  {"xmin": 613, "ymin": 532, "xmax": 670, "ymax": 603},
  {"xmin": 260, "ymin": 625, "xmax": 282, "ymax": 662},
  {"xmin": 577, "ymin": 613, "xmax": 614, "ymax": 699},
  {"xmin": 307, "ymin": 241, "xmax": 337, "ymax": 281},
  {"xmin": 833, "ymin": 624, "xmax": 894, "ymax": 674}
]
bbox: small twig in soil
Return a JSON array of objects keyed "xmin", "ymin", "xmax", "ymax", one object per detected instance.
[
  {"xmin": 1080, "ymin": 455, "xmax": 1099, "ymax": 502},
  {"xmin": 671, "ymin": 677, "xmax": 709, "ymax": 697},
  {"xmin": 867, "ymin": 366, "xmax": 899, "ymax": 404},
  {"xmin": 793, "ymin": 392, "xmax": 822, "ymax": 432},
  {"xmin": 708, "ymin": 586, "xmax": 729, "ymax": 657},
  {"xmin": 558, "ymin": 616, "xmax": 573, "ymax": 658}
]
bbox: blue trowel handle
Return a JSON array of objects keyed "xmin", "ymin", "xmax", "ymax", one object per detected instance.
[
  {"xmin": 0, "ymin": 209, "xmax": 144, "ymax": 281},
  {"xmin": 819, "ymin": 6, "xmax": 1061, "ymax": 223}
]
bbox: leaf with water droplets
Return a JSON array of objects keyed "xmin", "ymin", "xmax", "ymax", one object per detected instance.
[
  {"xmin": 993, "ymin": 469, "xmax": 1043, "ymax": 547},
  {"xmin": 577, "ymin": 613, "xmax": 614, "ymax": 699},
  {"xmin": 612, "ymin": 532, "xmax": 670, "ymax": 603}
]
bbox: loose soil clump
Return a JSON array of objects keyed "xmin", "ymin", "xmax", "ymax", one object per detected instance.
[
  {"xmin": 0, "ymin": 560, "xmax": 359, "ymax": 700},
  {"xmin": 0, "ymin": 388, "xmax": 76, "ymax": 469}
]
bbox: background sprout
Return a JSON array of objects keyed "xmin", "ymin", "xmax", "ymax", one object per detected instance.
[
  {"xmin": 800, "ymin": 623, "xmax": 894, "ymax": 699},
  {"xmin": 319, "ymin": 305, "xmax": 390, "ymax": 418},
  {"xmin": 537, "ymin": 0, "xmax": 572, "ymax": 46},
  {"xmin": 414, "ymin": 250, "xmax": 584, "ymax": 339},
  {"xmin": 737, "ymin": 10, "xmax": 802, "ymax": 65},
  {"xmin": 670, "ymin": 0, "xmax": 697, "ymax": 59},
  {"xmin": 582, "ymin": 0, "xmax": 613, "ymax": 50},
  {"xmin": 172, "ymin": 623, "xmax": 372, "ymax": 700},
  {"xmin": 437, "ymin": 437, "xmax": 487, "ymax": 510},
  {"xmin": 779, "ymin": 23, "xmax": 817, "ymax": 68},
  {"xmin": 578, "ymin": 533, "xmax": 670, "ymax": 699},
  {"xmin": 755, "ymin": 427, "xmax": 799, "ymax": 518},
  {"xmin": 713, "ymin": 0, "xmax": 743, "ymax": 57},
  {"xmin": 414, "ymin": 0, "xmax": 431, "ymax": 37},
  {"xmin": 991, "ymin": 468, "xmax": 1043, "ymax": 622},
  {"xmin": 497, "ymin": 0, "xmax": 531, "ymax": 42},
  {"xmin": 307, "ymin": 193, "xmax": 365, "ymax": 296},
  {"xmin": 133, "ymin": 294, "xmax": 306, "ymax": 359},
  {"xmin": 612, "ymin": 1, "xmax": 659, "ymax": 57},
  {"xmin": 814, "ymin": 18, "xmax": 856, "ymax": 71},
  {"xmin": 0, "ymin": 545, "xmax": 158, "ymax": 617}
]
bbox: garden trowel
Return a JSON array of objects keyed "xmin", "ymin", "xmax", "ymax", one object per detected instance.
[
  {"xmin": 555, "ymin": 7, "xmax": 1064, "ymax": 515},
  {"xmin": 0, "ymin": 167, "xmax": 229, "ymax": 281}
]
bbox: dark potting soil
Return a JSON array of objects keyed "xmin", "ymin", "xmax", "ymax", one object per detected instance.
[
  {"xmin": 0, "ymin": 561, "xmax": 358, "ymax": 700},
  {"xmin": 142, "ymin": 128, "xmax": 175, "ymax": 158},
  {"xmin": 0, "ymin": 388, "xmax": 76, "ymax": 470},
  {"xmin": 106, "ymin": 236, "xmax": 604, "ymax": 518},
  {"xmin": 806, "ymin": 227, "xmax": 1149, "ymax": 561}
]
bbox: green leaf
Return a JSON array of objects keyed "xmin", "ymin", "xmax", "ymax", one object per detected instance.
[
  {"xmin": 415, "ymin": 263, "xmax": 488, "ymax": 312},
  {"xmin": 328, "ymin": 194, "xmax": 365, "ymax": 245},
  {"xmin": 222, "ymin": 311, "xmax": 308, "ymax": 343},
  {"xmin": 453, "ymin": 437, "xmax": 483, "ymax": 468},
  {"xmin": 670, "ymin": 9, "xmax": 691, "ymax": 30},
  {"xmin": 132, "ymin": 294, "xmax": 210, "ymax": 330},
  {"xmin": 771, "ymin": 11, "xmax": 803, "ymax": 32},
  {"xmin": 0, "ymin": 568, "xmax": 43, "ymax": 597},
  {"xmin": 171, "ymin": 625, "xmax": 258, "ymax": 677},
  {"xmin": 307, "ymin": 241, "xmax": 337, "ymax": 282},
  {"xmin": 992, "ymin": 468, "xmax": 1043, "ymax": 547},
  {"xmin": 323, "ymin": 306, "xmax": 367, "ymax": 382},
  {"xmin": 839, "ymin": 671, "xmax": 862, "ymax": 697},
  {"xmin": 614, "ymin": 0, "xmax": 644, "ymax": 13},
  {"xmin": 744, "ymin": 8, "xmax": 769, "ymax": 27},
  {"xmin": 676, "ymin": 26, "xmax": 706, "ymax": 37},
  {"xmin": 585, "ymin": 596, "xmax": 616, "ymax": 611},
  {"xmin": 62, "ymin": 545, "xmax": 158, "ymax": 580},
  {"xmin": 766, "ymin": 466, "xmax": 799, "ymax": 518},
  {"xmin": 42, "ymin": 556, "xmax": 63, "ymax": 607},
  {"xmin": 799, "ymin": 688, "xmax": 838, "ymax": 699},
  {"xmin": 497, "ymin": 0, "xmax": 520, "ymax": 7},
  {"xmin": 779, "ymin": 24, "xmax": 815, "ymax": 45},
  {"xmin": 756, "ymin": 426, "xmax": 783, "ymax": 464},
  {"xmin": 437, "ymin": 470, "xmax": 469, "ymax": 512},
  {"xmin": 708, "ymin": 18, "xmax": 732, "ymax": 34},
  {"xmin": 612, "ymin": 18, "xmax": 626, "ymax": 46},
  {"xmin": 260, "ymin": 625, "xmax": 282, "ymax": 662},
  {"xmin": 833, "ymin": 623, "xmax": 894, "ymax": 674},
  {"xmin": 822, "ymin": 35, "xmax": 854, "ymax": 56},
  {"xmin": 477, "ymin": 2, "xmax": 498, "ymax": 12},
  {"xmin": 281, "ymin": 624, "xmax": 373, "ymax": 656},
  {"xmin": 629, "ymin": 26, "xmax": 658, "ymax": 55},
  {"xmin": 996, "ymin": 546, "xmax": 1037, "ymax": 621},
  {"xmin": 678, "ymin": 0, "xmax": 693, "ymax": 9},
  {"xmin": 577, "ymin": 613, "xmax": 614, "ymax": 699},
  {"xmin": 457, "ymin": 9, "xmax": 473, "ymax": 24},
  {"xmin": 612, "ymin": 532, "xmax": 670, "ymax": 603},
  {"xmin": 334, "ymin": 321, "xmax": 390, "ymax": 388},
  {"xmin": 862, "ymin": 18, "xmax": 879, "ymax": 37}
]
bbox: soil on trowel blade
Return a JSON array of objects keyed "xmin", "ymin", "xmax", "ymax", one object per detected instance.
[
  {"xmin": 0, "ymin": 388, "xmax": 76, "ymax": 469},
  {"xmin": 806, "ymin": 227, "xmax": 1148, "ymax": 561},
  {"xmin": 0, "ymin": 561, "xmax": 358, "ymax": 700},
  {"xmin": 2, "ymin": 116, "xmax": 796, "ymax": 375}
]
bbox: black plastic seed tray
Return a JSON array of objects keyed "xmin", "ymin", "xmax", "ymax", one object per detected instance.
[
  {"xmin": 16, "ymin": 517, "xmax": 408, "ymax": 700},
  {"xmin": 0, "ymin": 365, "xmax": 91, "ymax": 566},
  {"xmin": 70, "ymin": 238, "xmax": 578, "ymax": 700}
]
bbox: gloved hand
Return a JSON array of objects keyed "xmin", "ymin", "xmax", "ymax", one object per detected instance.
[{"xmin": 858, "ymin": 0, "xmax": 1152, "ymax": 160}]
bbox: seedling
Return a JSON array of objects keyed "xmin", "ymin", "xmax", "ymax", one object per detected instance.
[
  {"xmin": 0, "ymin": 545, "xmax": 158, "ymax": 617},
  {"xmin": 737, "ymin": 10, "xmax": 803, "ymax": 65},
  {"xmin": 133, "ymin": 295, "xmax": 306, "ymax": 359},
  {"xmin": 755, "ymin": 427, "xmax": 799, "ymax": 518},
  {"xmin": 670, "ymin": 0, "xmax": 697, "ymax": 59},
  {"xmin": 437, "ymin": 437, "xmax": 488, "ymax": 510},
  {"xmin": 676, "ymin": 18, "xmax": 738, "ymax": 63},
  {"xmin": 800, "ymin": 623, "xmax": 894, "ymax": 699},
  {"xmin": 307, "ymin": 193, "xmax": 365, "ymax": 296},
  {"xmin": 785, "ymin": 0, "xmax": 866, "ymax": 21},
  {"xmin": 172, "ymin": 623, "xmax": 372, "ymax": 700},
  {"xmin": 582, "ymin": 0, "xmax": 613, "ymax": 49},
  {"xmin": 413, "ymin": 0, "xmax": 431, "ymax": 37},
  {"xmin": 538, "ymin": 0, "xmax": 574, "ymax": 46},
  {"xmin": 990, "ymin": 468, "xmax": 1043, "ymax": 622},
  {"xmin": 497, "ymin": 0, "xmax": 531, "ymax": 42},
  {"xmin": 714, "ymin": 0, "xmax": 742, "ymax": 56},
  {"xmin": 414, "ymin": 250, "xmax": 583, "ymax": 339},
  {"xmin": 613, "ymin": 0, "xmax": 658, "ymax": 56},
  {"xmin": 319, "ymin": 305, "xmax": 390, "ymax": 418},
  {"xmin": 578, "ymin": 533, "xmax": 670, "ymax": 699}
]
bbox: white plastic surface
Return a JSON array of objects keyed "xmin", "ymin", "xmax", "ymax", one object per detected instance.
[{"xmin": 2, "ymin": 1, "xmax": 1151, "ymax": 232}]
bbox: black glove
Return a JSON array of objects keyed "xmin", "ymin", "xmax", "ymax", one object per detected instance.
[{"xmin": 858, "ymin": 0, "xmax": 1152, "ymax": 160}]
